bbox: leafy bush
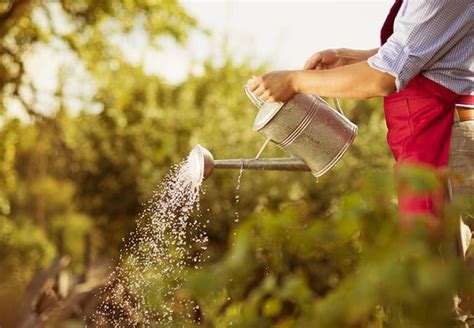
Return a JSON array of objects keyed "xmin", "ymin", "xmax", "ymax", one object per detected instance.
[{"xmin": 180, "ymin": 168, "xmax": 473, "ymax": 328}]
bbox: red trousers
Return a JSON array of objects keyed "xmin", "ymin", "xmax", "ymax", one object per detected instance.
[{"xmin": 384, "ymin": 75, "xmax": 457, "ymax": 219}]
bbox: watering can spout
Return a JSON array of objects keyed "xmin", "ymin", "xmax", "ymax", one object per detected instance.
[
  {"xmin": 187, "ymin": 144, "xmax": 216, "ymax": 182},
  {"xmin": 188, "ymin": 145, "xmax": 311, "ymax": 182}
]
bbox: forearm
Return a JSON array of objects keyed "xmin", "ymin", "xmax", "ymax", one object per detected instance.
[
  {"xmin": 337, "ymin": 48, "xmax": 379, "ymax": 64},
  {"xmin": 293, "ymin": 61, "xmax": 395, "ymax": 99}
]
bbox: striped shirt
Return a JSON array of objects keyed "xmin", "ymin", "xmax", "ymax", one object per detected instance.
[{"xmin": 368, "ymin": 0, "xmax": 474, "ymax": 96}]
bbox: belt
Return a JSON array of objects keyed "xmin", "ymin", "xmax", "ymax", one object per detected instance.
[{"xmin": 456, "ymin": 107, "xmax": 474, "ymax": 122}]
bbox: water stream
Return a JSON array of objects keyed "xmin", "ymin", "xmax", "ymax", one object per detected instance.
[
  {"xmin": 93, "ymin": 156, "xmax": 207, "ymax": 326},
  {"xmin": 233, "ymin": 162, "xmax": 244, "ymax": 223},
  {"xmin": 92, "ymin": 145, "xmax": 254, "ymax": 326},
  {"xmin": 254, "ymin": 137, "xmax": 271, "ymax": 159}
]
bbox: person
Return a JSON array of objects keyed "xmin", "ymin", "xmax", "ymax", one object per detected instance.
[
  {"xmin": 450, "ymin": 98, "xmax": 474, "ymax": 325},
  {"xmin": 249, "ymin": 0, "xmax": 473, "ymax": 230},
  {"xmin": 450, "ymin": 99, "xmax": 474, "ymax": 260}
]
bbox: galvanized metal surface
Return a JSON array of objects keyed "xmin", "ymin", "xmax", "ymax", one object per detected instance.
[
  {"xmin": 214, "ymin": 158, "xmax": 311, "ymax": 171},
  {"xmin": 188, "ymin": 144, "xmax": 215, "ymax": 182},
  {"xmin": 243, "ymin": 85, "xmax": 358, "ymax": 177},
  {"xmin": 189, "ymin": 145, "xmax": 311, "ymax": 181},
  {"xmin": 189, "ymin": 85, "xmax": 358, "ymax": 181}
]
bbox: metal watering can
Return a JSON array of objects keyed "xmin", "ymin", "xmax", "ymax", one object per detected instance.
[{"xmin": 188, "ymin": 82, "xmax": 358, "ymax": 182}]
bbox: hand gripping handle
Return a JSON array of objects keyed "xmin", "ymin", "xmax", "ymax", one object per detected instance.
[{"xmin": 243, "ymin": 84, "xmax": 264, "ymax": 109}]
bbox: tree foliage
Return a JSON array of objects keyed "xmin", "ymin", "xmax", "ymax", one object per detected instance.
[{"xmin": 0, "ymin": 1, "xmax": 472, "ymax": 327}]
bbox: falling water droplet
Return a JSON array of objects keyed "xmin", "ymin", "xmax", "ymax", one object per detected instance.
[
  {"xmin": 92, "ymin": 154, "xmax": 208, "ymax": 326},
  {"xmin": 233, "ymin": 162, "xmax": 244, "ymax": 224}
]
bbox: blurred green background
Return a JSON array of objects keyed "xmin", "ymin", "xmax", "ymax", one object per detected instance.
[{"xmin": 0, "ymin": 1, "xmax": 472, "ymax": 327}]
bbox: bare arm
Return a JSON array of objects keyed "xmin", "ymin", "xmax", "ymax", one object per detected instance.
[
  {"xmin": 250, "ymin": 60, "xmax": 396, "ymax": 101},
  {"xmin": 295, "ymin": 60, "xmax": 395, "ymax": 99},
  {"xmin": 304, "ymin": 48, "xmax": 379, "ymax": 70}
]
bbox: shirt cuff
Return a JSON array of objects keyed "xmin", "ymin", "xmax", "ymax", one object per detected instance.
[{"xmin": 367, "ymin": 43, "xmax": 412, "ymax": 92}]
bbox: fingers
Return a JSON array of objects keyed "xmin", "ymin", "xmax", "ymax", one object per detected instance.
[
  {"xmin": 259, "ymin": 91, "xmax": 276, "ymax": 102},
  {"xmin": 253, "ymin": 84, "xmax": 265, "ymax": 98},
  {"xmin": 253, "ymin": 86, "xmax": 278, "ymax": 103},
  {"xmin": 259, "ymin": 90, "xmax": 272, "ymax": 102},
  {"xmin": 248, "ymin": 76, "xmax": 262, "ymax": 91},
  {"xmin": 303, "ymin": 53, "xmax": 322, "ymax": 70},
  {"xmin": 266, "ymin": 95, "xmax": 277, "ymax": 102},
  {"xmin": 248, "ymin": 77, "xmax": 271, "ymax": 102},
  {"xmin": 249, "ymin": 76, "xmax": 266, "ymax": 99}
]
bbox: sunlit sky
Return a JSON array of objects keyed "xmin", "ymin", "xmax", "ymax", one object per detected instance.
[{"xmin": 150, "ymin": 1, "xmax": 393, "ymax": 83}]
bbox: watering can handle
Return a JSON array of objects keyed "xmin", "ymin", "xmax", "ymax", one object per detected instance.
[
  {"xmin": 245, "ymin": 84, "xmax": 344, "ymax": 116},
  {"xmin": 333, "ymin": 98, "xmax": 344, "ymax": 115},
  {"xmin": 244, "ymin": 85, "xmax": 264, "ymax": 109}
]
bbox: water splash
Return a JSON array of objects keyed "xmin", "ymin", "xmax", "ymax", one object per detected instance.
[{"xmin": 92, "ymin": 155, "xmax": 207, "ymax": 326}]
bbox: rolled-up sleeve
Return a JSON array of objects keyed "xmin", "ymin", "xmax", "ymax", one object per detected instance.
[{"xmin": 367, "ymin": 0, "xmax": 472, "ymax": 91}]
